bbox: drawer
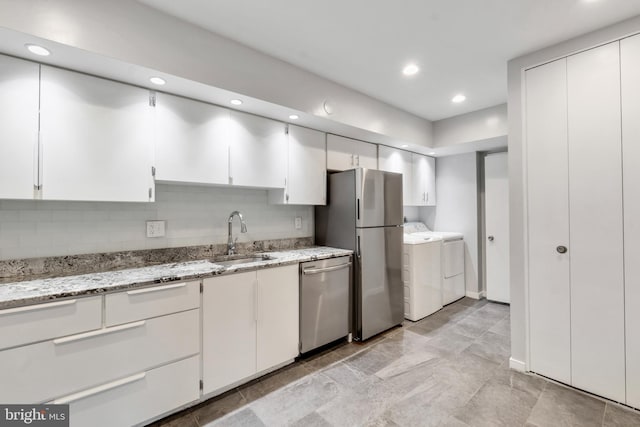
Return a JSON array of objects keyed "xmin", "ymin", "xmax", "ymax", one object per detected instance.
[
  {"xmin": 105, "ymin": 280, "xmax": 200, "ymax": 326},
  {"xmin": 0, "ymin": 308, "xmax": 199, "ymax": 403},
  {"xmin": 54, "ymin": 356, "xmax": 200, "ymax": 427},
  {"xmin": 0, "ymin": 296, "xmax": 102, "ymax": 351}
]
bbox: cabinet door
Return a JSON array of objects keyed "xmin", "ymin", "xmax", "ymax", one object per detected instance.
[
  {"xmin": 353, "ymin": 139, "xmax": 378, "ymax": 169},
  {"xmin": 40, "ymin": 66, "xmax": 154, "ymax": 202},
  {"xmin": 327, "ymin": 134, "xmax": 377, "ymax": 171},
  {"xmin": 155, "ymin": 93, "xmax": 229, "ymax": 184},
  {"xmin": 567, "ymin": 42, "xmax": 625, "ymax": 402},
  {"xmin": 256, "ymin": 265, "xmax": 299, "ymax": 372},
  {"xmin": 202, "ymin": 272, "xmax": 257, "ymax": 394},
  {"xmin": 228, "ymin": 110, "xmax": 286, "ymax": 188},
  {"xmin": 0, "ymin": 55, "xmax": 39, "ymax": 199},
  {"xmin": 621, "ymin": 35, "xmax": 640, "ymax": 409},
  {"xmin": 411, "ymin": 154, "xmax": 436, "ymax": 206},
  {"xmin": 378, "ymin": 146, "xmax": 412, "ymax": 205},
  {"xmin": 526, "ymin": 58, "xmax": 571, "ymax": 385},
  {"xmin": 285, "ymin": 125, "xmax": 326, "ymax": 205}
]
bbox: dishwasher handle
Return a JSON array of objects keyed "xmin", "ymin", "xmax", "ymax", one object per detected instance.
[{"xmin": 302, "ymin": 262, "xmax": 351, "ymax": 275}]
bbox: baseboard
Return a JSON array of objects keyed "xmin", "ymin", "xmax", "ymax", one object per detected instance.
[
  {"xmin": 465, "ymin": 290, "xmax": 486, "ymax": 300},
  {"xmin": 509, "ymin": 357, "xmax": 526, "ymax": 372}
]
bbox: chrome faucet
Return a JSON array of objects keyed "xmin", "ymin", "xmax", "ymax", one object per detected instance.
[{"xmin": 227, "ymin": 211, "xmax": 247, "ymax": 255}]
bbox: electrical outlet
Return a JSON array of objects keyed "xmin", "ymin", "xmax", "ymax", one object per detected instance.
[
  {"xmin": 294, "ymin": 216, "xmax": 302, "ymax": 230},
  {"xmin": 146, "ymin": 220, "xmax": 166, "ymax": 238}
]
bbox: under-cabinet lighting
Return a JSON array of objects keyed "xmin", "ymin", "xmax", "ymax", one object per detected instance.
[
  {"xmin": 452, "ymin": 94, "xmax": 466, "ymax": 103},
  {"xmin": 25, "ymin": 44, "xmax": 50, "ymax": 56},
  {"xmin": 401, "ymin": 144, "xmax": 409, "ymax": 148},
  {"xmin": 149, "ymin": 77, "xmax": 166, "ymax": 86},
  {"xmin": 289, "ymin": 114, "xmax": 299, "ymax": 120},
  {"xmin": 230, "ymin": 99, "xmax": 243, "ymax": 106},
  {"xmin": 428, "ymin": 152, "xmax": 436, "ymax": 155}
]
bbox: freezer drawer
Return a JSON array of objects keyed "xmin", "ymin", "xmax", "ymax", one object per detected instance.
[
  {"xmin": 355, "ymin": 226, "xmax": 404, "ymax": 340},
  {"xmin": 300, "ymin": 256, "xmax": 351, "ymax": 353}
]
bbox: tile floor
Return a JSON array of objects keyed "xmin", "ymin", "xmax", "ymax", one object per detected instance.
[{"xmin": 150, "ymin": 298, "xmax": 640, "ymax": 427}]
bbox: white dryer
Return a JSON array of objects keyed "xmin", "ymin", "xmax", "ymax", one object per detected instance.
[
  {"xmin": 405, "ymin": 222, "xmax": 466, "ymax": 305},
  {"xmin": 402, "ymin": 234, "xmax": 443, "ymax": 321}
]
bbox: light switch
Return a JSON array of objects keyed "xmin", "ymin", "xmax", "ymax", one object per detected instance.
[
  {"xmin": 146, "ymin": 220, "xmax": 166, "ymax": 238},
  {"xmin": 294, "ymin": 217, "xmax": 302, "ymax": 230}
]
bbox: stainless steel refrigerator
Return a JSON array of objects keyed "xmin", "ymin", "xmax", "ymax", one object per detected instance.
[{"xmin": 315, "ymin": 168, "xmax": 404, "ymax": 341}]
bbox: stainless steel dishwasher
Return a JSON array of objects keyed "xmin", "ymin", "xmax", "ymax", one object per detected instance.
[{"xmin": 300, "ymin": 256, "xmax": 351, "ymax": 353}]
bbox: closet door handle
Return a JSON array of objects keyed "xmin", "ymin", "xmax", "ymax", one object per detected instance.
[
  {"xmin": 488, "ymin": 236, "xmax": 494, "ymax": 242},
  {"xmin": 556, "ymin": 245, "xmax": 568, "ymax": 254}
]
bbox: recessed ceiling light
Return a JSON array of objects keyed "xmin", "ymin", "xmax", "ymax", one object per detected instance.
[
  {"xmin": 402, "ymin": 63, "xmax": 419, "ymax": 76},
  {"xmin": 149, "ymin": 77, "xmax": 166, "ymax": 86},
  {"xmin": 428, "ymin": 152, "xmax": 436, "ymax": 155},
  {"xmin": 25, "ymin": 44, "xmax": 50, "ymax": 56},
  {"xmin": 452, "ymin": 94, "xmax": 466, "ymax": 103},
  {"xmin": 230, "ymin": 99, "xmax": 243, "ymax": 106},
  {"xmin": 289, "ymin": 114, "xmax": 299, "ymax": 120},
  {"xmin": 400, "ymin": 144, "xmax": 409, "ymax": 148}
]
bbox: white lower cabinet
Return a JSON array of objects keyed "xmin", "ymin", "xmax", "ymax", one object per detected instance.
[
  {"xmin": 60, "ymin": 356, "xmax": 200, "ymax": 427},
  {"xmin": 0, "ymin": 309, "xmax": 199, "ymax": 403},
  {"xmin": 202, "ymin": 264, "xmax": 299, "ymax": 395}
]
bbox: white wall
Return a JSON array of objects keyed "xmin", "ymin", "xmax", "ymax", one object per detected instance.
[
  {"xmin": 507, "ymin": 15, "xmax": 640, "ymax": 367},
  {"xmin": 0, "ymin": 0, "xmax": 433, "ymax": 149},
  {"xmin": 419, "ymin": 153, "xmax": 480, "ymax": 294},
  {"xmin": 0, "ymin": 184, "xmax": 312, "ymax": 260}
]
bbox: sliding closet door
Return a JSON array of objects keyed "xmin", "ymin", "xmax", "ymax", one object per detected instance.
[
  {"xmin": 526, "ymin": 58, "xmax": 571, "ymax": 384},
  {"xmin": 622, "ymin": 34, "xmax": 640, "ymax": 409},
  {"xmin": 567, "ymin": 42, "xmax": 625, "ymax": 403}
]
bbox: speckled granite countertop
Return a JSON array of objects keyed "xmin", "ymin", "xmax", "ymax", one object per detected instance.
[{"xmin": 0, "ymin": 247, "xmax": 352, "ymax": 310}]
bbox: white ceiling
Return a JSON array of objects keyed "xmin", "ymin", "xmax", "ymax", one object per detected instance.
[{"xmin": 138, "ymin": 0, "xmax": 640, "ymax": 121}]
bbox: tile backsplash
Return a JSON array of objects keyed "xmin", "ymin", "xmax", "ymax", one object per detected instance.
[{"xmin": 0, "ymin": 184, "xmax": 313, "ymax": 261}]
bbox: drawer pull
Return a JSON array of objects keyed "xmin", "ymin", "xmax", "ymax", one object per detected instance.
[
  {"xmin": 51, "ymin": 372, "xmax": 146, "ymax": 404},
  {"xmin": 127, "ymin": 282, "xmax": 187, "ymax": 296},
  {"xmin": 0, "ymin": 299, "xmax": 77, "ymax": 316},
  {"xmin": 53, "ymin": 320, "xmax": 146, "ymax": 345}
]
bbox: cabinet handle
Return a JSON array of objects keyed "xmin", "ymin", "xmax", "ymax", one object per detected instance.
[
  {"xmin": 51, "ymin": 372, "xmax": 146, "ymax": 404},
  {"xmin": 0, "ymin": 299, "xmax": 77, "ymax": 316},
  {"xmin": 350, "ymin": 154, "xmax": 354, "ymax": 166},
  {"xmin": 556, "ymin": 246, "xmax": 568, "ymax": 254},
  {"xmin": 127, "ymin": 283, "xmax": 187, "ymax": 295},
  {"xmin": 53, "ymin": 320, "xmax": 146, "ymax": 345},
  {"xmin": 355, "ymin": 155, "xmax": 360, "ymax": 166}
]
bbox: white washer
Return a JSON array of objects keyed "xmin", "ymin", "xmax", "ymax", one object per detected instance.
[
  {"xmin": 405, "ymin": 222, "xmax": 466, "ymax": 305},
  {"xmin": 402, "ymin": 234, "xmax": 443, "ymax": 321}
]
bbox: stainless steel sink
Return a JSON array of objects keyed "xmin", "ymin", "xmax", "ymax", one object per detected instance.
[{"xmin": 214, "ymin": 255, "xmax": 274, "ymax": 266}]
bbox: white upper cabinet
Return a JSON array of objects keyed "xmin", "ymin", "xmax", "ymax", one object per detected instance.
[
  {"xmin": 228, "ymin": 110, "xmax": 286, "ymax": 188},
  {"xmin": 326, "ymin": 134, "xmax": 377, "ymax": 171},
  {"xmin": 0, "ymin": 55, "xmax": 39, "ymax": 199},
  {"xmin": 155, "ymin": 93, "xmax": 229, "ymax": 185},
  {"xmin": 411, "ymin": 154, "xmax": 436, "ymax": 206},
  {"xmin": 269, "ymin": 125, "xmax": 326, "ymax": 205},
  {"xmin": 378, "ymin": 146, "xmax": 412, "ymax": 205},
  {"xmin": 40, "ymin": 66, "xmax": 154, "ymax": 202}
]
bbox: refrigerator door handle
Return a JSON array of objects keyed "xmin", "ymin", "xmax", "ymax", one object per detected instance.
[
  {"xmin": 357, "ymin": 235, "xmax": 361, "ymax": 257},
  {"xmin": 357, "ymin": 198, "xmax": 360, "ymax": 220}
]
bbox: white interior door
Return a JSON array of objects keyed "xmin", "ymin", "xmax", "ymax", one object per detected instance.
[
  {"xmin": 484, "ymin": 152, "xmax": 509, "ymax": 303},
  {"xmin": 526, "ymin": 58, "xmax": 571, "ymax": 385},
  {"xmin": 567, "ymin": 41, "xmax": 625, "ymax": 403},
  {"xmin": 622, "ymin": 32, "xmax": 640, "ymax": 410}
]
